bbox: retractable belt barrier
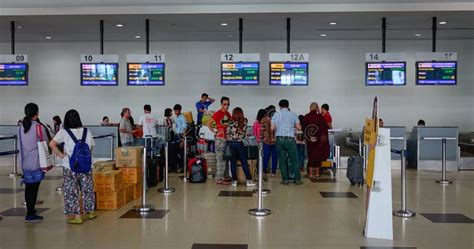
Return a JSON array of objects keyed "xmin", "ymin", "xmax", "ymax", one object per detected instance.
[
  {"xmin": 134, "ymin": 147, "xmax": 155, "ymax": 212},
  {"xmin": 158, "ymin": 142, "xmax": 175, "ymax": 194},
  {"xmin": 391, "ymin": 148, "xmax": 416, "ymax": 218},
  {"xmin": 421, "ymin": 137, "xmax": 456, "ymax": 185},
  {"xmin": 249, "ymin": 142, "xmax": 271, "ymax": 217},
  {"xmin": 0, "ymin": 135, "xmax": 20, "ymax": 178}
]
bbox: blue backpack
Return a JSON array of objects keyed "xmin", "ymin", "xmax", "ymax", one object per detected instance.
[{"xmin": 65, "ymin": 128, "xmax": 92, "ymax": 173}]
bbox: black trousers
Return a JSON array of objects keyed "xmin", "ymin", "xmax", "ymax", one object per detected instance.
[{"xmin": 25, "ymin": 182, "xmax": 41, "ymax": 217}]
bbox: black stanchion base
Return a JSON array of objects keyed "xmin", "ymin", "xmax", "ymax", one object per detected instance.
[
  {"xmin": 179, "ymin": 176, "xmax": 188, "ymax": 182},
  {"xmin": 9, "ymin": 173, "xmax": 21, "ymax": 179},
  {"xmin": 158, "ymin": 188, "xmax": 175, "ymax": 194},
  {"xmin": 393, "ymin": 210, "xmax": 416, "ymax": 218},
  {"xmin": 436, "ymin": 180, "xmax": 453, "ymax": 185},
  {"xmin": 133, "ymin": 204, "xmax": 155, "ymax": 212},
  {"xmin": 249, "ymin": 208, "xmax": 271, "ymax": 216}
]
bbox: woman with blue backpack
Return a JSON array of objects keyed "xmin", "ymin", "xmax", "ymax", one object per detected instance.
[
  {"xmin": 19, "ymin": 103, "xmax": 47, "ymax": 223},
  {"xmin": 49, "ymin": 109, "xmax": 96, "ymax": 224}
]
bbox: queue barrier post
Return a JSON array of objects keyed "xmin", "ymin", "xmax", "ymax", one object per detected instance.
[
  {"xmin": 134, "ymin": 146, "xmax": 155, "ymax": 212},
  {"xmin": 180, "ymin": 136, "xmax": 188, "ymax": 182},
  {"xmin": 392, "ymin": 149, "xmax": 415, "ymax": 218},
  {"xmin": 422, "ymin": 137, "xmax": 455, "ymax": 185},
  {"xmin": 158, "ymin": 142, "xmax": 175, "ymax": 194},
  {"xmin": 249, "ymin": 142, "xmax": 271, "ymax": 217}
]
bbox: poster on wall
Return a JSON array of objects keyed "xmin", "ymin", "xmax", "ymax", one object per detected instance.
[
  {"xmin": 365, "ymin": 53, "xmax": 407, "ymax": 86},
  {"xmin": 220, "ymin": 53, "xmax": 260, "ymax": 85},
  {"xmin": 127, "ymin": 54, "xmax": 166, "ymax": 86},
  {"xmin": 0, "ymin": 54, "xmax": 28, "ymax": 86},
  {"xmin": 269, "ymin": 53, "xmax": 309, "ymax": 86}
]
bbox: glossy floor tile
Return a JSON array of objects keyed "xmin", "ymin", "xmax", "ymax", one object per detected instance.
[{"xmin": 0, "ymin": 163, "xmax": 473, "ymax": 249}]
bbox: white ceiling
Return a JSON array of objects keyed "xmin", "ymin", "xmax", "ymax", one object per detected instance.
[{"xmin": 0, "ymin": 12, "xmax": 472, "ymax": 42}]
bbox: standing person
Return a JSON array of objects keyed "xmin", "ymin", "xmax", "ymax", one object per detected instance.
[
  {"xmin": 272, "ymin": 99, "xmax": 303, "ymax": 185},
  {"xmin": 296, "ymin": 115, "xmax": 306, "ymax": 172},
  {"xmin": 53, "ymin": 116, "xmax": 62, "ymax": 134},
  {"xmin": 261, "ymin": 105, "xmax": 278, "ymax": 177},
  {"xmin": 49, "ymin": 110, "xmax": 96, "ymax": 225},
  {"xmin": 119, "ymin": 108, "xmax": 134, "ymax": 146},
  {"xmin": 101, "ymin": 116, "xmax": 110, "ymax": 126},
  {"xmin": 173, "ymin": 104, "xmax": 187, "ymax": 172},
  {"xmin": 303, "ymin": 103, "xmax": 330, "ymax": 178},
  {"xmin": 227, "ymin": 107, "xmax": 256, "ymax": 187},
  {"xmin": 18, "ymin": 103, "xmax": 46, "ymax": 223},
  {"xmin": 196, "ymin": 93, "xmax": 215, "ymax": 126},
  {"xmin": 417, "ymin": 119, "xmax": 426, "ymax": 127},
  {"xmin": 208, "ymin": 96, "xmax": 232, "ymax": 185},
  {"xmin": 252, "ymin": 109, "xmax": 266, "ymax": 144},
  {"xmin": 164, "ymin": 108, "xmax": 174, "ymax": 142},
  {"xmin": 137, "ymin": 104, "xmax": 159, "ymax": 138},
  {"xmin": 321, "ymin": 103, "xmax": 333, "ymax": 129}
]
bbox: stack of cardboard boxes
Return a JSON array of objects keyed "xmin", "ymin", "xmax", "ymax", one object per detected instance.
[{"xmin": 93, "ymin": 146, "xmax": 144, "ymax": 210}]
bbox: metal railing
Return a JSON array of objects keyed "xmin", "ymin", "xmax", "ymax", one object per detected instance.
[{"xmin": 0, "ymin": 135, "xmax": 20, "ymax": 178}]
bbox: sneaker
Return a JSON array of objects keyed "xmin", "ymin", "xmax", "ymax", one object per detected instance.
[
  {"xmin": 246, "ymin": 180, "xmax": 256, "ymax": 187},
  {"xmin": 231, "ymin": 181, "xmax": 238, "ymax": 187},
  {"xmin": 67, "ymin": 217, "xmax": 83, "ymax": 225},
  {"xmin": 88, "ymin": 212, "xmax": 98, "ymax": 220},
  {"xmin": 280, "ymin": 180, "xmax": 289, "ymax": 185},
  {"xmin": 25, "ymin": 215, "xmax": 43, "ymax": 223}
]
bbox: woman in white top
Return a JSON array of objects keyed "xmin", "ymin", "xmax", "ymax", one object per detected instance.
[{"xmin": 50, "ymin": 109, "xmax": 96, "ymax": 225}]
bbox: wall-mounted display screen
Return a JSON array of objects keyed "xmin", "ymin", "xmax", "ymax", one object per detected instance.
[
  {"xmin": 366, "ymin": 62, "xmax": 406, "ymax": 86},
  {"xmin": 0, "ymin": 63, "xmax": 28, "ymax": 86},
  {"xmin": 81, "ymin": 63, "xmax": 118, "ymax": 86},
  {"xmin": 269, "ymin": 62, "xmax": 308, "ymax": 86},
  {"xmin": 416, "ymin": 61, "xmax": 457, "ymax": 85},
  {"xmin": 221, "ymin": 62, "xmax": 259, "ymax": 85},
  {"xmin": 127, "ymin": 63, "xmax": 165, "ymax": 86}
]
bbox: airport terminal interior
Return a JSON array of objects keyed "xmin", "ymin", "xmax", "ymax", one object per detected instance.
[{"xmin": 0, "ymin": 1, "xmax": 473, "ymax": 249}]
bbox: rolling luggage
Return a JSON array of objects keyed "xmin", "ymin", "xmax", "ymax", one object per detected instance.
[
  {"xmin": 346, "ymin": 155, "xmax": 364, "ymax": 186},
  {"xmin": 146, "ymin": 157, "xmax": 159, "ymax": 187}
]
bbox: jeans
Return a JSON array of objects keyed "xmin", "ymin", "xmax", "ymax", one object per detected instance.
[
  {"xmin": 229, "ymin": 141, "xmax": 252, "ymax": 181},
  {"xmin": 297, "ymin": 144, "xmax": 306, "ymax": 170},
  {"xmin": 25, "ymin": 182, "xmax": 41, "ymax": 217},
  {"xmin": 276, "ymin": 137, "xmax": 301, "ymax": 182},
  {"xmin": 263, "ymin": 143, "xmax": 278, "ymax": 174}
]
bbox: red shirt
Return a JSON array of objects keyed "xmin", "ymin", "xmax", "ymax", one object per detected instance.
[
  {"xmin": 212, "ymin": 109, "xmax": 232, "ymax": 139},
  {"xmin": 323, "ymin": 112, "xmax": 332, "ymax": 128}
]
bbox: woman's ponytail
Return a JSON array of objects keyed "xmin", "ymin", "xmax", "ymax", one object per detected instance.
[{"xmin": 22, "ymin": 103, "xmax": 39, "ymax": 133}]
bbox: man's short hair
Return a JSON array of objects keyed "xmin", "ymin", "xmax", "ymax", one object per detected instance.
[
  {"xmin": 201, "ymin": 93, "xmax": 209, "ymax": 98},
  {"xmin": 144, "ymin": 104, "xmax": 151, "ymax": 112},
  {"xmin": 417, "ymin": 119, "xmax": 425, "ymax": 126},
  {"xmin": 279, "ymin": 99, "xmax": 289, "ymax": 108},
  {"xmin": 173, "ymin": 104, "xmax": 182, "ymax": 111},
  {"xmin": 321, "ymin": 104, "xmax": 329, "ymax": 111},
  {"xmin": 221, "ymin": 96, "xmax": 230, "ymax": 103}
]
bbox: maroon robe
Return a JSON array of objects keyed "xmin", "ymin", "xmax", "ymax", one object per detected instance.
[{"xmin": 303, "ymin": 110, "xmax": 330, "ymax": 167}]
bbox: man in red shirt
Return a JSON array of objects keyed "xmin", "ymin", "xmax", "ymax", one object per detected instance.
[
  {"xmin": 321, "ymin": 103, "xmax": 333, "ymax": 129},
  {"xmin": 208, "ymin": 96, "xmax": 232, "ymax": 184}
]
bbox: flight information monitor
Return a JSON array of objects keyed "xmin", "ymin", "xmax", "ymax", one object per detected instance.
[
  {"xmin": 416, "ymin": 61, "xmax": 457, "ymax": 85},
  {"xmin": 270, "ymin": 62, "xmax": 308, "ymax": 86},
  {"xmin": 221, "ymin": 62, "xmax": 259, "ymax": 85},
  {"xmin": 0, "ymin": 63, "xmax": 28, "ymax": 86},
  {"xmin": 127, "ymin": 63, "xmax": 165, "ymax": 86},
  {"xmin": 366, "ymin": 62, "xmax": 406, "ymax": 86},
  {"xmin": 81, "ymin": 63, "xmax": 118, "ymax": 86}
]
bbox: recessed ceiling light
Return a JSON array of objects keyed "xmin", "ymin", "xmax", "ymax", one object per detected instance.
[
  {"xmin": 439, "ymin": 21, "xmax": 447, "ymax": 25},
  {"xmin": 221, "ymin": 22, "xmax": 228, "ymax": 26},
  {"xmin": 134, "ymin": 35, "xmax": 142, "ymax": 39},
  {"xmin": 414, "ymin": 33, "xmax": 422, "ymax": 37},
  {"xmin": 116, "ymin": 24, "xmax": 124, "ymax": 27},
  {"xmin": 228, "ymin": 35, "xmax": 233, "ymax": 38},
  {"xmin": 320, "ymin": 34, "xmax": 327, "ymax": 37},
  {"xmin": 45, "ymin": 36, "xmax": 52, "ymax": 40},
  {"xmin": 329, "ymin": 21, "xmax": 338, "ymax": 25},
  {"xmin": 17, "ymin": 25, "xmax": 23, "ymax": 29}
]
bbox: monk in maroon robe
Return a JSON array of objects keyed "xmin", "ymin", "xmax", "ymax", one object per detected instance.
[{"xmin": 303, "ymin": 102, "xmax": 330, "ymax": 178}]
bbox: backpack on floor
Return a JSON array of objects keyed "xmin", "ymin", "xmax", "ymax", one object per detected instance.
[
  {"xmin": 65, "ymin": 128, "xmax": 92, "ymax": 174},
  {"xmin": 188, "ymin": 157, "xmax": 207, "ymax": 183}
]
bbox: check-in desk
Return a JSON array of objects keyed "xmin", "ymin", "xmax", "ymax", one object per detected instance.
[{"xmin": 407, "ymin": 126, "xmax": 459, "ymax": 171}]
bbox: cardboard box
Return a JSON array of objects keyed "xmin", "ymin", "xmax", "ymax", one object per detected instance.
[
  {"xmin": 121, "ymin": 167, "xmax": 143, "ymax": 185},
  {"xmin": 93, "ymin": 170, "xmax": 123, "ymax": 192},
  {"xmin": 93, "ymin": 160, "xmax": 116, "ymax": 172},
  {"xmin": 115, "ymin": 146, "xmax": 144, "ymax": 168},
  {"xmin": 124, "ymin": 184, "xmax": 135, "ymax": 204},
  {"xmin": 133, "ymin": 183, "xmax": 143, "ymax": 200},
  {"xmin": 96, "ymin": 189, "xmax": 125, "ymax": 210}
]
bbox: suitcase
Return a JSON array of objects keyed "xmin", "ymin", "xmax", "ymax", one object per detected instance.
[
  {"xmin": 146, "ymin": 157, "xmax": 159, "ymax": 187},
  {"xmin": 347, "ymin": 156, "xmax": 364, "ymax": 186}
]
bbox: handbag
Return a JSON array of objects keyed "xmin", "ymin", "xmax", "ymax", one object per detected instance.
[
  {"xmin": 223, "ymin": 143, "xmax": 233, "ymax": 160},
  {"xmin": 36, "ymin": 124, "xmax": 54, "ymax": 172}
]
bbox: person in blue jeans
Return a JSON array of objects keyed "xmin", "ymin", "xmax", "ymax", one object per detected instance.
[
  {"xmin": 227, "ymin": 107, "xmax": 256, "ymax": 187},
  {"xmin": 261, "ymin": 105, "xmax": 278, "ymax": 176}
]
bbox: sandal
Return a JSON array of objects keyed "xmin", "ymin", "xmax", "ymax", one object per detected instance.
[
  {"xmin": 88, "ymin": 212, "xmax": 98, "ymax": 220},
  {"xmin": 67, "ymin": 217, "xmax": 83, "ymax": 225}
]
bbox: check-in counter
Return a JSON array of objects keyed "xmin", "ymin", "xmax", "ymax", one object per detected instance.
[
  {"xmin": 407, "ymin": 126, "xmax": 459, "ymax": 171},
  {"xmin": 0, "ymin": 124, "xmax": 118, "ymax": 161}
]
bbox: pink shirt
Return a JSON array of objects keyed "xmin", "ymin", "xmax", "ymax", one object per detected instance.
[{"xmin": 252, "ymin": 120, "xmax": 261, "ymax": 143}]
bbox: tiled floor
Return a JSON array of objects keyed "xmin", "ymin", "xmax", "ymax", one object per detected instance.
[{"xmin": 0, "ymin": 162, "xmax": 473, "ymax": 249}]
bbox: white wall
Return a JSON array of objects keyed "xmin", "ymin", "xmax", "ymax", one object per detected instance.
[{"xmin": 0, "ymin": 39, "xmax": 473, "ymax": 131}]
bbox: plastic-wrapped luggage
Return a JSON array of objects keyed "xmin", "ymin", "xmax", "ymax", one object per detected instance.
[{"xmin": 346, "ymin": 155, "xmax": 364, "ymax": 186}]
